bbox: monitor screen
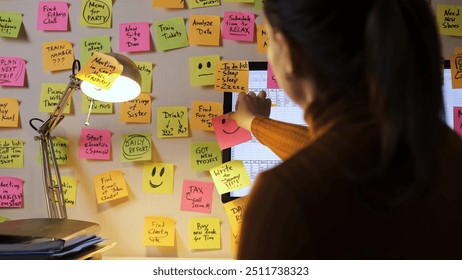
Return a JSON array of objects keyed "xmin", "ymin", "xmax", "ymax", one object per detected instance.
[
  {"xmin": 221, "ymin": 61, "xmax": 305, "ymax": 203},
  {"xmin": 221, "ymin": 60, "xmax": 462, "ymax": 203}
]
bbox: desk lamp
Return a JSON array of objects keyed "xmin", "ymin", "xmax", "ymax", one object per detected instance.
[{"xmin": 29, "ymin": 52, "xmax": 141, "ymax": 219}]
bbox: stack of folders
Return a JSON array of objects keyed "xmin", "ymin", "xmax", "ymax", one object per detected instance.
[{"xmin": 0, "ymin": 218, "xmax": 112, "ymax": 260}]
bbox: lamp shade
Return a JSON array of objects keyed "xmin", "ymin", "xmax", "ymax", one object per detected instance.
[{"xmin": 80, "ymin": 53, "xmax": 142, "ymax": 103}]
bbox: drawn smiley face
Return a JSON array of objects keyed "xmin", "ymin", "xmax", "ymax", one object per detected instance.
[
  {"xmin": 189, "ymin": 55, "xmax": 220, "ymax": 86},
  {"xmin": 149, "ymin": 166, "xmax": 165, "ymax": 188},
  {"xmin": 221, "ymin": 117, "xmax": 240, "ymax": 134}
]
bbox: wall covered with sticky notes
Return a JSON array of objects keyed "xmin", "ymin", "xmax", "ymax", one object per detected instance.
[{"xmin": 0, "ymin": 0, "xmax": 266, "ymax": 259}]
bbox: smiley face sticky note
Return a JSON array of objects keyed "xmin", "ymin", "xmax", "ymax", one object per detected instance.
[
  {"xmin": 189, "ymin": 55, "xmax": 220, "ymax": 86},
  {"xmin": 143, "ymin": 162, "xmax": 174, "ymax": 194},
  {"xmin": 212, "ymin": 114, "xmax": 252, "ymax": 150}
]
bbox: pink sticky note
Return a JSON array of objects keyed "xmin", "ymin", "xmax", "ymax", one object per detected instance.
[
  {"xmin": 222, "ymin": 11, "xmax": 255, "ymax": 42},
  {"xmin": 212, "ymin": 114, "xmax": 252, "ymax": 150},
  {"xmin": 79, "ymin": 128, "xmax": 111, "ymax": 160},
  {"xmin": 180, "ymin": 180, "xmax": 214, "ymax": 214},
  {"xmin": 267, "ymin": 62, "xmax": 279, "ymax": 89},
  {"xmin": 0, "ymin": 176, "xmax": 23, "ymax": 208},
  {"xmin": 37, "ymin": 2, "xmax": 69, "ymax": 31},
  {"xmin": 454, "ymin": 107, "xmax": 462, "ymax": 137},
  {"xmin": 119, "ymin": 22, "xmax": 151, "ymax": 52},
  {"xmin": 0, "ymin": 57, "xmax": 26, "ymax": 87}
]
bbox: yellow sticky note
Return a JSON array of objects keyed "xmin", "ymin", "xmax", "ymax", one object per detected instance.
[
  {"xmin": 190, "ymin": 55, "xmax": 220, "ymax": 86},
  {"xmin": 437, "ymin": 5, "xmax": 462, "ymax": 37},
  {"xmin": 188, "ymin": 15, "xmax": 221, "ymax": 46},
  {"xmin": 190, "ymin": 100, "xmax": 222, "ymax": 131},
  {"xmin": 142, "ymin": 162, "xmax": 174, "ymax": 194},
  {"xmin": 153, "ymin": 0, "xmax": 184, "ymax": 8},
  {"xmin": 231, "ymin": 230, "xmax": 239, "ymax": 255},
  {"xmin": 52, "ymin": 175, "xmax": 77, "ymax": 207},
  {"xmin": 120, "ymin": 94, "xmax": 151, "ymax": 123},
  {"xmin": 93, "ymin": 170, "xmax": 129, "ymax": 204},
  {"xmin": 214, "ymin": 60, "xmax": 249, "ymax": 92},
  {"xmin": 80, "ymin": 0, "xmax": 113, "ymax": 28},
  {"xmin": 451, "ymin": 54, "xmax": 462, "ymax": 88},
  {"xmin": 223, "ymin": 196, "xmax": 248, "ymax": 235},
  {"xmin": 144, "ymin": 216, "xmax": 176, "ymax": 246},
  {"xmin": 76, "ymin": 52, "xmax": 122, "ymax": 90},
  {"xmin": 189, "ymin": 217, "xmax": 221, "ymax": 250},
  {"xmin": 190, "ymin": 141, "xmax": 222, "ymax": 171},
  {"xmin": 210, "ymin": 160, "xmax": 251, "ymax": 195},
  {"xmin": 82, "ymin": 95, "xmax": 113, "ymax": 114},
  {"xmin": 256, "ymin": 24, "xmax": 268, "ymax": 54},
  {"xmin": 120, "ymin": 133, "xmax": 152, "ymax": 162},
  {"xmin": 39, "ymin": 83, "xmax": 71, "ymax": 114},
  {"xmin": 157, "ymin": 106, "xmax": 189, "ymax": 138},
  {"xmin": 0, "ymin": 138, "xmax": 24, "ymax": 168},
  {"xmin": 0, "ymin": 98, "xmax": 19, "ymax": 128},
  {"xmin": 42, "ymin": 40, "xmax": 74, "ymax": 72},
  {"xmin": 135, "ymin": 61, "xmax": 153, "ymax": 93},
  {"xmin": 38, "ymin": 136, "xmax": 70, "ymax": 165}
]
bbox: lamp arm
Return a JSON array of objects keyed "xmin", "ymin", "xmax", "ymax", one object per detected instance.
[{"xmin": 29, "ymin": 60, "xmax": 82, "ymax": 219}]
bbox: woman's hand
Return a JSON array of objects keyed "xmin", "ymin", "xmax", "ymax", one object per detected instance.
[{"xmin": 228, "ymin": 90, "xmax": 272, "ymax": 131}]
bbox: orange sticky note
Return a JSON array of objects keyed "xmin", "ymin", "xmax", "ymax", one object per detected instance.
[
  {"xmin": 188, "ymin": 15, "xmax": 221, "ymax": 46},
  {"xmin": 0, "ymin": 98, "xmax": 19, "ymax": 128},
  {"xmin": 120, "ymin": 94, "xmax": 151, "ymax": 123},
  {"xmin": 93, "ymin": 170, "xmax": 129, "ymax": 204},
  {"xmin": 214, "ymin": 60, "xmax": 249, "ymax": 92},
  {"xmin": 450, "ymin": 54, "xmax": 462, "ymax": 88},
  {"xmin": 256, "ymin": 24, "xmax": 268, "ymax": 54},
  {"xmin": 144, "ymin": 216, "xmax": 176, "ymax": 246},
  {"xmin": 153, "ymin": 0, "xmax": 184, "ymax": 8},
  {"xmin": 76, "ymin": 52, "xmax": 122, "ymax": 90},
  {"xmin": 42, "ymin": 40, "xmax": 74, "ymax": 72},
  {"xmin": 191, "ymin": 101, "xmax": 223, "ymax": 131}
]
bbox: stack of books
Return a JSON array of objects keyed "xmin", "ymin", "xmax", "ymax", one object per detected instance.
[{"xmin": 0, "ymin": 218, "xmax": 114, "ymax": 259}]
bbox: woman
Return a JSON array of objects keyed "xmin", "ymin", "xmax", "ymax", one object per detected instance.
[{"xmin": 229, "ymin": 0, "xmax": 462, "ymax": 259}]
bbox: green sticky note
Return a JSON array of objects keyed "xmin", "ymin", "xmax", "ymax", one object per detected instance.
[
  {"xmin": 189, "ymin": 55, "xmax": 220, "ymax": 86},
  {"xmin": 188, "ymin": 0, "xmax": 221, "ymax": 9},
  {"xmin": 157, "ymin": 106, "xmax": 189, "ymax": 138},
  {"xmin": 120, "ymin": 133, "xmax": 152, "ymax": 162},
  {"xmin": 0, "ymin": 138, "xmax": 24, "ymax": 168},
  {"xmin": 39, "ymin": 83, "xmax": 71, "ymax": 114},
  {"xmin": 154, "ymin": 17, "xmax": 189, "ymax": 51},
  {"xmin": 79, "ymin": 36, "xmax": 111, "ymax": 65},
  {"xmin": 135, "ymin": 61, "xmax": 153, "ymax": 93},
  {"xmin": 38, "ymin": 136, "xmax": 70, "ymax": 165},
  {"xmin": 190, "ymin": 142, "xmax": 222, "ymax": 171},
  {"xmin": 80, "ymin": 0, "xmax": 112, "ymax": 28},
  {"xmin": 0, "ymin": 12, "xmax": 22, "ymax": 38},
  {"xmin": 82, "ymin": 95, "xmax": 113, "ymax": 114},
  {"xmin": 255, "ymin": 0, "xmax": 264, "ymax": 10}
]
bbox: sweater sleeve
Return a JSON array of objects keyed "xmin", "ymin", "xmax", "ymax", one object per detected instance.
[{"xmin": 251, "ymin": 116, "xmax": 311, "ymax": 160}]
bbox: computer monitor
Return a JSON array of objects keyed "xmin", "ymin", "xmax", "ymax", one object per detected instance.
[
  {"xmin": 221, "ymin": 61, "xmax": 305, "ymax": 203},
  {"xmin": 221, "ymin": 60, "xmax": 462, "ymax": 203}
]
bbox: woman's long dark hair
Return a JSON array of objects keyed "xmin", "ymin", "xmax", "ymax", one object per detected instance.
[{"xmin": 264, "ymin": 0, "xmax": 444, "ymax": 200}]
